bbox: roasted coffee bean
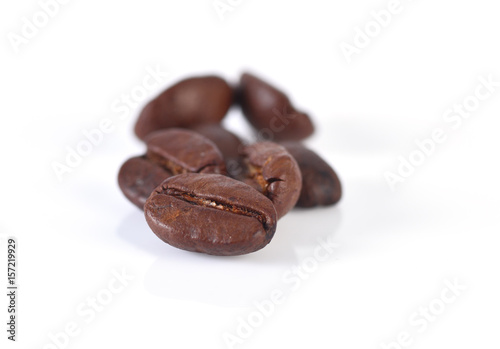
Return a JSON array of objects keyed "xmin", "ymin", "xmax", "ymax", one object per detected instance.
[
  {"xmin": 238, "ymin": 73, "xmax": 314, "ymax": 141},
  {"xmin": 144, "ymin": 173, "xmax": 277, "ymax": 256},
  {"xmin": 281, "ymin": 142, "xmax": 342, "ymax": 207},
  {"xmin": 118, "ymin": 156, "xmax": 172, "ymax": 209},
  {"xmin": 146, "ymin": 128, "xmax": 226, "ymax": 175},
  {"xmin": 236, "ymin": 142, "xmax": 301, "ymax": 219},
  {"xmin": 135, "ymin": 76, "xmax": 233, "ymax": 140},
  {"xmin": 118, "ymin": 129, "xmax": 226, "ymax": 209},
  {"xmin": 190, "ymin": 124, "xmax": 245, "ymax": 178}
]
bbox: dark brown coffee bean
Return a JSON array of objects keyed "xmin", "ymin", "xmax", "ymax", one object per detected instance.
[
  {"xmin": 146, "ymin": 128, "xmax": 226, "ymax": 175},
  {"xmin": 135, "ymin": 76, "xmax": 233, "ymax": 140},
  {"xmin": 190, "ymin": 124, "xmax": 243, "ymax": 162},
  {"xmin": 118, "ymin": 156, "xmax": 172, "ymax": 209},
  {"xmin": 118, "ymin": 129, "xmax": 226, "ymax": 209},
  {"xmin": 144, "ymin": 173, "xmax": 277, "ymax": 256},
  {"xmin": 238, "ymin": 73, "xmax": 314, "ymax": 141},
  {"xmin": 190, "ymin": 124, "xmax": 245, "ymax": 178},
  {"xmin": 236, "ymin": 142, "xmax": 301, "ymax": 219},
  {"xmin": 281, "ymin": 142, "xmax": 342, "ymax": 207}
]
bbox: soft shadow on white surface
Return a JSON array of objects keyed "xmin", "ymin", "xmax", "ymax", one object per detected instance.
[{"xmin": 117, "ymin": 207, "xmax": 342, "ymax": 307}]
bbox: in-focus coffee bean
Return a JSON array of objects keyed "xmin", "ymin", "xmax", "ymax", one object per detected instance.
[
  {"xmin": 145, "ymin": 173, "xmax": 277, "ymax": 256},
  {"xmin": 236, "ymin": 141, "xmax": 302, "ymax": 218}
]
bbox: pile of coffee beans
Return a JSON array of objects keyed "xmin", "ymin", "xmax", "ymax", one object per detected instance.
[{"xmin": 118, "ymin": 72, "xmax": 342, "ymax": 256}]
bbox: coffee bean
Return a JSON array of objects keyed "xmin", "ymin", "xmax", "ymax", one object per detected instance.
[
  {"xmin": 236, "ymin": 141, "xmax": 302, "ymax": 219},
  {"xmin": 190, "ymin": 124, "xmax": 245, "ymax": 178},
  {"xmin": 118, "ymin": 129, "xmax": 226, "ymax": 209},
  {"xmin": 121, "ymin": 72, "xmax": 343, "ymax": 256},
  {"xmin": 144, "ymin": 173, "xmax": 277, "ymax": 256},
  {"xmin": 238, "ymin": 73, "xmax": 314, "ymax": 141},
  {"xmin": 118, "ymin": 156, "xmax": 172, "ymax": 209},
  {"xmin": 281, "ymin": 142, "xmax": 342, "ymax": 207},
  {"xmin": 146, "ymin": 128, "xmax": 226, "ymax": 175},
  {"xmin": 135, "ymin": 76, "xmax": 233, "ymax": 140}
]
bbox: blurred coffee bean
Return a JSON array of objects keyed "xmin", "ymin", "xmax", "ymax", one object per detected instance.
[
  {"xmin": 281, "ymin": 142, "xmax": 342, "ymax": 207},
  {"xmin": 190, "ymin": 124, "xmax": 245, "ymax": 177},
  {"xmin": 135, "ymin": 76, "xmax": 233, "ymax": 140},
  {"xmin": 238, "ymin": 73, "xmax": 314, "ymax": 141},
  {"xmin": 118, "ymin": 129, "xmax": 226, "ymax": 209},
  {"xmin": 145, "ymin": 128, "xmax": 226, "ymax": 175},
  {"xmin": 118, "ymin": 156, "xmax": 172, "ymax": 209}
]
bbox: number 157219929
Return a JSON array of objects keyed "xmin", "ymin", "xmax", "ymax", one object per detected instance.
[{"xmin": 7, "ymin": 238, "xmax": 16, "ymax": 284}]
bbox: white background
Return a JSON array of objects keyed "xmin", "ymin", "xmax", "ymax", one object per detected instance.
[{"xmin": 1, "ymin": 0, "xmax": 499, "ymax": 348}]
